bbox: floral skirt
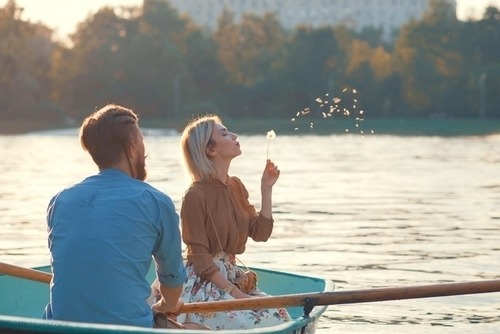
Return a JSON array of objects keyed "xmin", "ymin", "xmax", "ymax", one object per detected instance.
[{"xmin": 152, "ymin": 252, "xmax": 291, "ymax": 330}]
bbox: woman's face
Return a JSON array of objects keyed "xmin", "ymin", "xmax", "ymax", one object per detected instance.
[{"xmin": 208, "ymin": 123, "xmax": 241, "ymax": 160}]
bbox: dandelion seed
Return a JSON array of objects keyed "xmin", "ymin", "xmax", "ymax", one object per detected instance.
[
  {"xmin": 290, "ymin": 87, "xmax": 372, "ymax": 137},
  {"xmin": 266, "ymin": 130, "xmax": 276, "ymax": 159},
  {"xmin": 371, "ymin": 130, "xmax": 375, "ymax": 134}
]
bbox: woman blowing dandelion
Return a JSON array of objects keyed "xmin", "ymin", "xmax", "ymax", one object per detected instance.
[{"xmin": 149, "ymin": 115, "xmax": 288, "ymax": 330}]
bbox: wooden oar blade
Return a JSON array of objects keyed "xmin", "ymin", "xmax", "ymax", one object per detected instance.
[{"xmin": 179, "ymin": 279, "xmax": 500, "ymax": 313}]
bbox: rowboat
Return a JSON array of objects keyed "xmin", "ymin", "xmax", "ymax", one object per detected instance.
[
  {"xmin": 0, "ymin": 264, "xmax": 333, "ymax": 334},
  {"xmin": 3, "ymin": 263, "xmax": 499, "ymax": 333}
]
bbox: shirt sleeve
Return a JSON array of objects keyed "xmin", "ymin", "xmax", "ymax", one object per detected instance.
[
  {"xmin": 230, "ymin": 177, "xmax": 274, "ymax": 242},
  {"xmin": 181, "ymin": 188, "xmax": 220, "ymax": 280},
  {"xmin": 150, "ymin": 192, "xmax": 187, "ymax": 288}
]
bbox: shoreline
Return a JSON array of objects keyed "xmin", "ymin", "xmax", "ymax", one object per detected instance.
[
  {"xmin": 0, "ymin": 119, "xmax": 68, "ymax": 135},
  {"xmin": 2, "ymin": 118, "xmax": 500, "ymax": 137}
]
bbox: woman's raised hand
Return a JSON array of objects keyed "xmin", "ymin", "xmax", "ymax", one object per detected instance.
[{"xmin": 261, "ymin": 159, "xmax": 280, "ymax": 189}]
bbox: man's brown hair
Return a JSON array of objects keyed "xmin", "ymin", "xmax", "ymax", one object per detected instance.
[{"xmin": 79, "ymin": 104, "xmax": 139, "ymax": 169}]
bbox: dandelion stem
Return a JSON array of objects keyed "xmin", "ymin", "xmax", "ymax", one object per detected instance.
[{"xmin": 265, "ymin": 130, "xmax": 276, "ymax": 160}]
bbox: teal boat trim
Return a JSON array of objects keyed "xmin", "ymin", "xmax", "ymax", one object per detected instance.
[{"xmin": 0, "ymin": 265, "xmax": 333, "ymax": 334}]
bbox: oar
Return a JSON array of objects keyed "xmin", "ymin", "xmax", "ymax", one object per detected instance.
[
  {"xmin": 0, "ymin": 262, "xmax": 51, "ymax": 283},
  {"xmin": 179, "ymin": 279, "xmax": 500, "ymax": 313},
  {"xmin": 2, "ymin": 262, "xmax": 500, "ymax": 314}
]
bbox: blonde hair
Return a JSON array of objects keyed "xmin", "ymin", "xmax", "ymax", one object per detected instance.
[{"xmin": 180, "ymin": 114, "xmax": 221, "ymax": 182}]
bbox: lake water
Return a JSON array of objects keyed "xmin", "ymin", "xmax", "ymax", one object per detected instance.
[{"xmin": 1, "ymin": 130, "xmax": 499, "ymax": 333}]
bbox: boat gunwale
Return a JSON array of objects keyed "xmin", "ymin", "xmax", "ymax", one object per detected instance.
[{"xmin": 0, "ymin": 265, "xmax": 333, "ymax": 334}]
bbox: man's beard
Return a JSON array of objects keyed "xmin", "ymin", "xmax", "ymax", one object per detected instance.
[{"xmin": 135, "ymin": 158, "xmax": 147, "ymax": 181}]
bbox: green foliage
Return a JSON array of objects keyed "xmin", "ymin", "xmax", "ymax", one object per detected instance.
[
  {"xmin": 1, "ymin": 0, "xmax": 500, "ymax": 132},
  {"xmin": 213, "ymin": 11, "xmax": 286, "ymax": 86},
  {"xmin": 0, "ymin": 0, "xmax": 55, "ymax": 119}
]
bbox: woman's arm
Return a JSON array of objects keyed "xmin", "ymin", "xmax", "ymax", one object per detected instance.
[
  {"xmin": 181, "ymin": 189, "xmax": 219, "ymax": 278},
  {"xmin": 260, "ymin": 159, "xmax": 280, "ymax": 219},
  {"xmin": 210, "ymin": 270, "xmax": 251, "ymax": 299}
]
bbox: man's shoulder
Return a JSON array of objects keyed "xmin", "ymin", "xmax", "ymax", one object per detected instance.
[
  {"xmin": 74, "ymin": 174, "xmax": 172, "ymax": 203},
  {"xmin": 140, "ymin": 182, "xmax": 174, "ymax": 202}
]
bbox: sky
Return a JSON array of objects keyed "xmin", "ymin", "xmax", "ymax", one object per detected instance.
[{"xmin": 2, "ymin": 0, "xmax": 499, "ymax": 41}]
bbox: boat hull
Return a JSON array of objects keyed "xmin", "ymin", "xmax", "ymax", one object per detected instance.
[{"xmin": 0, "ymin": 265, "xmax": 333, "ymax": 333}]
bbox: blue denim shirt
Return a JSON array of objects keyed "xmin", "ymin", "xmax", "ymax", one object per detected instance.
[{"xmin": 44, "ymin": 168, "xmax": 186, "ymax": 327}]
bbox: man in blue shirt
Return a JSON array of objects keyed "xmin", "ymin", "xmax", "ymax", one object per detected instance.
[{"xmin": 44, "ymin": 104, "xmax": 187, "ymax": 328}]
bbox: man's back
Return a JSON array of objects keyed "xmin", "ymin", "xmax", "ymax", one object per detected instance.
[{"xmin": 44, "ymin": 168, "xmax": 179, "ymax": 327}]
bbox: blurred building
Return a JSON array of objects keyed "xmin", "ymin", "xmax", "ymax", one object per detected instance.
[{"xmin": 167, "ymin": 0, "xmax": 457, "ymax": 40}]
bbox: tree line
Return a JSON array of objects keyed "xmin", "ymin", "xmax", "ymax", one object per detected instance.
[{"xmin": 1, "ymin": 0, "xmax": 499, "ymax": 128}]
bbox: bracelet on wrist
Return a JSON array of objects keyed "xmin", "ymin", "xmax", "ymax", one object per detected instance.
[{"xmin": 223, "ymin": 283, "xmax": 235, "ymax": 295}]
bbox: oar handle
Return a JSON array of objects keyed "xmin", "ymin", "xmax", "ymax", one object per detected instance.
[
  {"xmin": 178, "ymin": 279, "xmax": 500, "ymax": 313},
  {"xmin": 0, "ymin": 262, "xmax": 52, "ymax": 283}
]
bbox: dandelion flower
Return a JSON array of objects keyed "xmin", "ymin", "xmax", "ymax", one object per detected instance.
[{"xmin": 266, "ymin": 130, "xmax": 276, "ymax": 159}]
